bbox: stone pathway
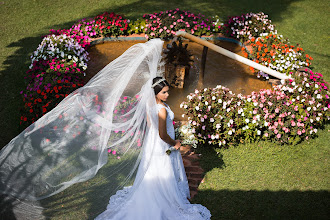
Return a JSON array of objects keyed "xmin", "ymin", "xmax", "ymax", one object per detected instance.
[{"xmin": 180, "ymin": 145, "xmax": 205, "ymax": 199}]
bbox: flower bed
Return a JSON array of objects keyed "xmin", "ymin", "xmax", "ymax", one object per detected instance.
[
  {"xmin": 181, "ymin": 69, "xmax": 329, "ymax": 146},
  {"xmin": 19, "ymin": 9, "xmax": 329, "ymax": 147}
]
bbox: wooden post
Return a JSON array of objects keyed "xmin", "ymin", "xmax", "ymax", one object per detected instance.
[
  {"xmin": 198, "ymin": 46, "xmax": 208, "ymax": 89},
  {"xmin": 175, "ymin": 31, "xmax": 292, "ymax": 80}
]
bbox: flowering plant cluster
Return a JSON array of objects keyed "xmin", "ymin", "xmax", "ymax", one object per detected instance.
[
  {"xmin": 20, "ymin": 80, "xmax": 83, "ymax": 127},
  {"xmin": 181, "ymin": 69, "xmax": 329, "ymax": 147},
  {"xmin": 143, "ymin": 8, "xmax": 217, "ymax": 39},
  {"xmin": 92, "ymin": 12, "xmax": 130, "ymax": 37},
  {"xmin": 243, "ymin": 34, "xmax": 313, "ymax": 79},
  {"xmin": 22, "ymin": 58, "xmax": 85, "ymax": 98},
  {"xmin": 220, "ymin": 12, "xmax": 276, "ymax": 42},
  {"xmin": 29, "ymin": 34, "xmax": 89, "ymax": 72}
]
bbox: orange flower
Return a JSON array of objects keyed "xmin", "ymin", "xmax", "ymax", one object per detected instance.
[
  {"xmin": 264, "ymin": 48, "xmax": 268, "ymax": 53},
  {"xmin": 251, "ymin": 37, "xmax": 255, "ymax": 42}
]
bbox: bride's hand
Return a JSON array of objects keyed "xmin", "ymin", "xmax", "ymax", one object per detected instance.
[{"xmin": 174, "ymin": 140, "xmax": 181, "ymax": 150}]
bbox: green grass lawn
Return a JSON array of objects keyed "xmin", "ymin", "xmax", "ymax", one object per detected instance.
[{"xmin": 0, "ymin": 0, "xmax": 329, "ymax": 219}]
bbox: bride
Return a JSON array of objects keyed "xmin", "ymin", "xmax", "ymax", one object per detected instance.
[
  {"xmin": 95, "ymin": 77, "xmax": 211, "ymax": 219},
  {"xmin": 0, "ymin": 38, "xmax": 211, "ymax": 219}
]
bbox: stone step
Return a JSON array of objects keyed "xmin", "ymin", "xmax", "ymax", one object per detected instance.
[{"xmin": 179, "ymin": 144, "xmax": 206, "ymax": 200}]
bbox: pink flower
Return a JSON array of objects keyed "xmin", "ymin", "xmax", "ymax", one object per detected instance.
[
  {"xmin": 291, "ymin": 121, "xmax": 296, "ymax": 126},
  {"xmin": 276, "ymin": 134, "xmax": 281, "ymax": 139},
  {"xmin": 108, "ymin": 149, "xmax": 112, "ymax": 153},
  {"xmin": 297, "ymin": 130, "xmax": 302, "ymax": 135},
  {"xmin": 275, "ymin": 108, "xmax": 279, "ymax": 113},
  {"xmin": 112, "ymin": 150, "xmax": 116, "ymax": 155},
  {"xmin": 264, "ymin": 133, "xmax": 269, "ymax": 137}
]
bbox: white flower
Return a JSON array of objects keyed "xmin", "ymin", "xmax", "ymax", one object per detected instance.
[
  {"xmin": 257, "ymin": 130, "xmax": 261, "ymax": 135},
  {"xmin": 264, "ymin": 121, "xmax": 268, "ymax": 126},
  {"xmin": 229, "ymin": 119, "xmax": 233, "ymax": 124},
  {"xmin": 205, "ymin": 101, "xmax": 208, "ymax": 106},
  {"xmin": 201, "ymin": 118, "xmax": 204, "ymax": 122},
  {"xmin": 306, "ymin": 83, "xmax": 310, "ymax": 87},
  {"xmin": 195, "ymin": 106, "xmax": 199, "ymax": 111},
  {"xmin": 307, "ymin": 107, "xmax": 311, "ymax": 111},
  {"xmin": 228, "ymin": 130, "xmax": 232, "ymax": 135},
  {"xmin": 182, "ymin": 114, "xmax": 185, "ymax": 118},
  {"xmin": 252, "ymin": 120, "xmax": 256, "ymax": 124},
  {"xmin": 212, "ymin": 96, "xmax": 216, "ymax": 100},
  {"xmin": 316, "ymin": 117, "xmax": 320, "ymax": 121},
  {"xmin": 245, "ymin": 119, "xmax": 250, "ymax": 123},
  {"xmin": 247, "ymin": 98, "xmax": 252, "ymax": 102},
  {"xmin": 315, "ymin": 84, "xmax": 319, "ymax": 88},
  {"xmin": 210, "ymin": 118, "xmax": 214, "ymax": 122},
  {"xmin": 218, "ymin": 99, "xmax": 222, "ymax": 103}
]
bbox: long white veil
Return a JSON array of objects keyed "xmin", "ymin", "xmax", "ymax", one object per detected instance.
[{"xmin": 0, "ymin": 39, "xmax": 165, "ymax": 218}]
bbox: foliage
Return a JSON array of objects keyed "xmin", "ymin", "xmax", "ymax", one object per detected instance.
[{"xmin": 128, "ymin": 18, "xmax": 147, "ymax": 34}]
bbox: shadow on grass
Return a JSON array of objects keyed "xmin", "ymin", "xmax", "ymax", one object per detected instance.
[{"xmin": 192, "ymin": 189, "xmax": 330, "ymax": 220}]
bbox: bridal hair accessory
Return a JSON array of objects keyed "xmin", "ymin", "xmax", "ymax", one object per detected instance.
[{"xmin": 151, "ymin": 78, "xmax": 166, "ymax": 88}]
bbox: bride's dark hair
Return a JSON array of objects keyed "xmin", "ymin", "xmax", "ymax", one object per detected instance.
[{"xmin": 153, "ymin": 77, "xmax": 169, "ymax": 95}]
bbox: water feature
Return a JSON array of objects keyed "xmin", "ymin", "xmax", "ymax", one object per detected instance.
[{"xmin": 86, "ymin": 40, "xmax": 272, "ymax": 120}]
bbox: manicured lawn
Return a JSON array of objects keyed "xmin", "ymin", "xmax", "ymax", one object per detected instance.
[{"xmin": 0, "ymin": 0, "xmax": 329, "ymax": 219}]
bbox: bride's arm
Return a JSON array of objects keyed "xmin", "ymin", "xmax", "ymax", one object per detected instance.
[{"xmin": 158, "ymin": 108, "xmax": 181, "ymax": 149}]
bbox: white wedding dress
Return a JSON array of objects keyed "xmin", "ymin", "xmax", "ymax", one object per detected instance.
[{"xmin": 95, "ymin": 103, "xmax": 211, "ymax": 220}]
